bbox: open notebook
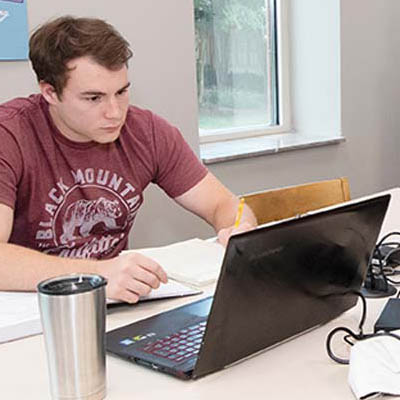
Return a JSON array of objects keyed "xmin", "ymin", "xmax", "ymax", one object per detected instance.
[{"xmin": 126, "ymin": 238, "xmax": 225, "ymax": 287}]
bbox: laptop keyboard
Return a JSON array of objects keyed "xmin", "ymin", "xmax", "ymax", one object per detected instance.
[{"xmin": 141, "ymin": 321, "xmax": 206, "ymax": 364}]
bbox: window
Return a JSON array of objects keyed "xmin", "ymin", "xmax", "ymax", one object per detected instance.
[{"xmin": 194, "ymin": 0, "xmax": 289, "ymax": 143}]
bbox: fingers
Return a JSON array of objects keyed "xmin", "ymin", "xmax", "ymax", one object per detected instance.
[
  {"xmin": 107, "ymin": 286, "xmax": 139, "ymax": 304},
  {"xmin": 217, "ymin": 221, "xmax": 255, "ymax": 247},
  {"xmin": 106, "ymin": 274, "xmax": 153, "ymax": 304},
  {"xmin": 126, "ymin": 253, "xmax": 167, "ymax": 285},
  {"xmin": 100, "ymin": 253, "xmax": 168, "ymax": 303},
  {"xmin": 119, "ymin": 281, "xmax": 153, "ymax": 304},
  {"xmin": 125, "ymin": 278, "xmax": 153, "ymax": 295},
  {"xmin": 232, "ymin": 221, "xmax": 254, "ymax": 235},
  {"xmin": 137, "ymin": 254, "xmax": 168, "ymax": 284},
  {"xmin": 217, "ymin": 228, "xmax": 230, "ymax": 247}
]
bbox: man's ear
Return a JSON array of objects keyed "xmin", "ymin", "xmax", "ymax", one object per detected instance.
[{"xmin": 39, "ymin": 81, "xmax": 60, "ymax": 105}]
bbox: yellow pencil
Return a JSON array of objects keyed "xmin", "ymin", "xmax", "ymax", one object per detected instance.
[{"xmin": 234, "ymin": 198, "xmax": 245, "ymax": 228}]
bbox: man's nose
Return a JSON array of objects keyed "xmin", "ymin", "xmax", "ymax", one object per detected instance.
[{"xmin": 104, "ymin": 97, "xmax": 122, "ymax": 119}]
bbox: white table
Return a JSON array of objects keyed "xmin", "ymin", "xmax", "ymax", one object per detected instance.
[{"xmin": 2, "ymin": 188, "xmax": 400, "ymax": 399}]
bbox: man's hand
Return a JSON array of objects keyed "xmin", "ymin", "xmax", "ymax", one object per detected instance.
[
  {"xmin": 96, "ymin": 252, "xmax": 168, "ymax": 303},
  {"xmin": 217, "ymin": 221, "xmax": 254, "ymax": 247}
]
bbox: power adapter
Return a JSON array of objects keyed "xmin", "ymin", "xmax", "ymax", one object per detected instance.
[{"xmin": 374, "ymin": 298, "xmax": 400, "ymax": 332}]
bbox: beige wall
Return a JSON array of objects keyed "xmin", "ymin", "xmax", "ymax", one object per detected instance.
[{"xmin": 1, "ymin": 0, "xmax": 399, "ymax": 248}]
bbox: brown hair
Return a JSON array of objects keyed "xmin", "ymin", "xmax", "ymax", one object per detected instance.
[{"xmin": 29, "ymin": 16, "xmax": 133, "ymax": 96}]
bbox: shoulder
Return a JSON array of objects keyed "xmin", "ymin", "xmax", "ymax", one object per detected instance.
[
  {"xmin": 124, "ymin": 105, "xmax": 178, "ymax": 136},
  {"xmin": 122, "ymin": 105, "xmax": 186, "ymax": 157},
  {"xmin": 0, "ymin": 94, "xmax": 50, "ymax": 150},
  {"xmin": 0, "ymin": 94, "xmax": 44, "ymax": 124},
  {"xmin": 124, "ymin": 105, "xmax": 153, "ymax": 127},
  {"xmin": 0, "ymin": 94, "xmax": 50, "ymax": 161}
]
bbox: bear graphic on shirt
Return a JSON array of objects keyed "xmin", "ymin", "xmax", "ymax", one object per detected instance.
[{"xmin": 60, "ymin": 197, "xmax": 123, "ymax": 245}]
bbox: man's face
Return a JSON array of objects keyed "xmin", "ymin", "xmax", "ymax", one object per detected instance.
[{"xmin": 42, "ymin": 56, "xmax": 130, "ymax": 144}]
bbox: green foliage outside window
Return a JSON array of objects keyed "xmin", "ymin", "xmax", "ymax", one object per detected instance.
[{"xmin": 194, "ymin": 0, "xmax": 273, "ymax": 131}]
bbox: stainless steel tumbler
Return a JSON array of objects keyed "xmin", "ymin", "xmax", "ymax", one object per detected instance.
[{"xmin": 38, "ymin": 274, "xmax": 107, "ymax": 400}]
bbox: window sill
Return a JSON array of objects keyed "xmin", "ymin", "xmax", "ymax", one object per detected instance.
[{"xmin": 200, "ymin": 132, "xmax": 345, "ymax": 165}]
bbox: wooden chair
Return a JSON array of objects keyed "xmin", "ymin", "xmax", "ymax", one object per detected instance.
[{"xmin": 243, "ymin": 178, "xmax": 351, "ymax": 226}]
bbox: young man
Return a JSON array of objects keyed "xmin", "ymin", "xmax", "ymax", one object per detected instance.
[{"xmin": 0, "ymin": 16, "xmax": 256, "ymax": 302}]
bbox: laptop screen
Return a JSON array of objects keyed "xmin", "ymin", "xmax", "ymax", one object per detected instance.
[{"xmin": 193, "ymin": 194, "xmax": 390, "ymax": 378}]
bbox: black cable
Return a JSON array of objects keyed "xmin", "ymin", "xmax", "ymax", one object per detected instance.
[
  {"xmin": 370, "ymin": 246, "xmax": 391, "ymax": 291},
  {"xmin": 326, "ymin": 326, "xmax": 362, "ymax": 364},
  {"xmin": 326, "ymin": 291, "xmax": 365, "ymax": 364},
  {"xmin": 363, "ymin": 233, "xmax": 400, "ymax": 295},
  {"xmin": 386, "ymin": 277, "xmax": 400, "ymax": 285},
  {"xmin": 375, "ymin": 235, "xmax": 400, "ymax": 270},
  {"xmin": 383, "ymin": 247, "xmax": 400, "ymax": 266},
  {"xmin": 376, "ymin": 232, "xmax": 400, "ymax": 248},
  {"xmin": 326, "ymin": 291, "xmax": 400, "ymax": 364},
  {"xmin": 382, "ymin": 266, "xmax": 400, "ymax": 276},
  {"xmin": 326, "ymin": 232, "xmax": 400, "ymax": 363},
  {"xmin": 380, "ymin": 241, "xmax": 400, "ymax": 247}
]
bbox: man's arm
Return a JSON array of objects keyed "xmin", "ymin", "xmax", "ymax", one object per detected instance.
[
  {"xmin": 174, "ymin": 172, "xmax": 257, "ymax": 246},
  {"xmin": 0, "ymin": 203, "xmax": 167, "ymax": 303}
]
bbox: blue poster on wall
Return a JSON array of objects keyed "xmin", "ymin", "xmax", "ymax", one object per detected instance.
[{"xmin": 0, "ymin": 0, "xmax": 29, "ymax": 60}]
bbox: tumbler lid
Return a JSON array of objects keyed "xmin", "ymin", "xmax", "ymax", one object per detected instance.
[{"xmin": 38, "ymin": 274, "xmax": 107, "ymax": 295}]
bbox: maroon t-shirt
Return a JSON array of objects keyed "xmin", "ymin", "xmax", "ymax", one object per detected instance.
[{"xmin": 0, "ymin": 94, "xmax": 207, "ymax": 259}]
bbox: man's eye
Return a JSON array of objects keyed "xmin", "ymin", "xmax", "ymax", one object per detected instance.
[
  {"xmin": 85, "ymin": 96, "xmax": 101, "ymax": 102},
  {"xmin": 117, "ymin": 89, "xmax": 128, "ymax": 96}
]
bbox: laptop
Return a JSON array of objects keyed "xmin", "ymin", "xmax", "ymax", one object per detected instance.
[{"xmin": 106, "ymin": 194, "xmax": 390, "ymax": 379}]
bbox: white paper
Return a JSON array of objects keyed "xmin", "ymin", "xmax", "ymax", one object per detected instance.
[
  {"xmin": 0, "ymin": 292, "xmax": 41, "ymax": 344},
  {"xmin": 107, "ymin": 280, "xmax": 201, "ymax": 304},
  {"xmin": 0, "ymin": 280, "xmax": 201, "ymax": 343}
]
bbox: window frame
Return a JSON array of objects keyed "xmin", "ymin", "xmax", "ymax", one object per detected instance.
[{"xmin": 198, "ymin": 0, "xmax": 292, "ymax": 144}]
